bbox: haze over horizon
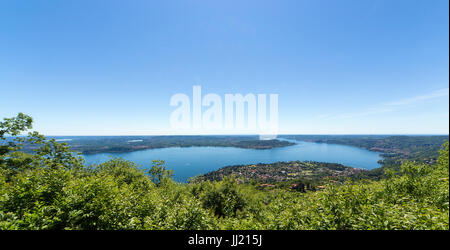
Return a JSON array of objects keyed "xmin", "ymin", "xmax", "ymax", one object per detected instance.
[{"xmin": 1, "ymin": 0, "xmax": 449, "ymax": 135}]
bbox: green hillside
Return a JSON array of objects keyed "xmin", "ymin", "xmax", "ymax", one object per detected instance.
[{"xmin": 1, "ymin": 114, "xmax": 448, "ymax": 230}]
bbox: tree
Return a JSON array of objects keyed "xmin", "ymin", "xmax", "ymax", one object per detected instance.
[
  {"xmin": 0, "ymin": 113, "xmax": 33, "ymax": 167},
  {"xmin": 148, "ymin": 160, "xmax": 173, "ymax": 186}
]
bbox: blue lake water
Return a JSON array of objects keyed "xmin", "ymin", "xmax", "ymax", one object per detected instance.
[{"xmin": 82, "ymin": 140, "xmax": 382, "ymax": 182}]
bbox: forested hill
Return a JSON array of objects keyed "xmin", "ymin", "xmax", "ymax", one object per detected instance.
[{"xmin": 18, "ymin": 135, "xmax": 295, "ymax": 154}]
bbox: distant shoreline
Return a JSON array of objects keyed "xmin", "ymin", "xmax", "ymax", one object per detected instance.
[
  {"xmin": 19, "ymin": 135, "xmax": 296, "ymax": 155},
  {"xmin": 79, "ymin": 142, "xmax": 296, "ymax": 155}
]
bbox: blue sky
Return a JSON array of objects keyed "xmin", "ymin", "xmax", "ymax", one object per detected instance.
[{"xmin": 0, "ymin": 0, "xmax": 448, "ymax": 135}]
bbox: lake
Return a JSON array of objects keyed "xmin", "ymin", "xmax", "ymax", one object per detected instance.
[{"xmin": 82, "ymin": 140, "xmax": 382, "ymax": 182}]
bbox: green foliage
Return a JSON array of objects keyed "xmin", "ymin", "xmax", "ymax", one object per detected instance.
[
  {"xmin": 196, "ymin": 176, "xmax": 248, "ymax": 218},
  {"xmin": 0, "ymin": 113, "xmax": 33, "ymax": 139},
  {"xmin": 0, "ymin": 113, "xmax": 33, "ymax": 170},
  {"xmin": 0, "ymin": 114, "xmax": 448, "ymax": 230},
  {"xmin": 148, "ymin": 160, "xmax": 174, "ymax": 186}
]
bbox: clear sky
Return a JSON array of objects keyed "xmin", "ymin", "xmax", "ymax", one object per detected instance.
[{"xmin": 1, "ymin": 0, "xmax": 448, "ymax": 135}]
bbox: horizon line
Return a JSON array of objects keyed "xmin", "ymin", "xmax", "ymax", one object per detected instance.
[{"xmin": 21, "ymin": 133, "xmax": 450, "ymax": 137}]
